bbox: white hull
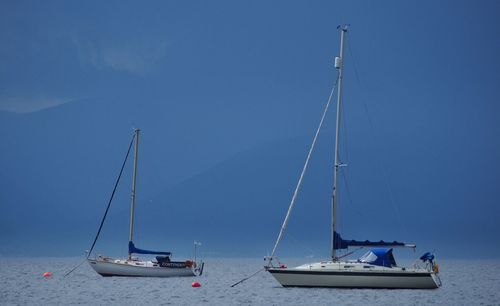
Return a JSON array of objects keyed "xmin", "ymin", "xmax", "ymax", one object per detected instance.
[
  {"xmin": 88, "ymin": 257, "xmax": 201, "ymax": 277},
  {"xmin": 265, "ymin": 28, "xmax": 442, "ymax": 290},
  {"xmin": 267, "ymin": 261, "xmax": 440, "ymax": 289}
]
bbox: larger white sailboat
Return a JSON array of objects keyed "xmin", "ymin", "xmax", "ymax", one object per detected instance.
[
  {"xmin": 87, "ymin": 129, "xmax": 204, "ymax": 277},
  {"xmin": 265, "ymin": 26, "xmax": 441, "ymax": 289}
]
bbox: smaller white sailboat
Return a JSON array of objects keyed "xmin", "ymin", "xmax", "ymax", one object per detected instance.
[
  {"xmin": 265, "ymin": 25, "xmax": 441, "ymax": 289},
  {"xmin": 87, "ymin": 129, "xmax": 204, "ymax": 277}
]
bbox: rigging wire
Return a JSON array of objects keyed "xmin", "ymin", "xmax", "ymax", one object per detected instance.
[
  {"xmin": 336, "ymin": 90, "xmax": 348, "ymax": 255},
  {"xmin": 64, "ymin": 132, "xmax": 136, "ymax": 277},
  {"xmin": 336, "ymin": 246, "xmax": 364, "ymax": 260},
  {"xmin": 269, "ymin": 75, "xmax": 339, "ymax": 260},
  {"xmin": 346, "ymin": 36, "xmax": 409, "ymax": 236},
  {"xmin": 338, "ymin": 91, "xmax": 364, "ymax": 218},
  {"xmin": 87, "ymin": 132, "xmax": 136, "ymax": 258},
  {"xmin": 286, "ymin": 231, "xmax": 321, "ymax": 258},
  {"xmin": 340, "ymin": 169, "xmax": 363, "ymax": 217}
]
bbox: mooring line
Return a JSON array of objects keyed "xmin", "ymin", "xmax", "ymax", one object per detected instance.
[
  {"xmin": 64, "ymin": 257, "xmax": 87, "ymax": 277},
  {"xmin": 230, "ymin": 267, "xmax": 265, "ymax": 288}
]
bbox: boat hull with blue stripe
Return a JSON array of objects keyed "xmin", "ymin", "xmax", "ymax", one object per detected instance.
[{"xmin": 267, "ymin": 261, "xmax": 440, "ymax": 289}]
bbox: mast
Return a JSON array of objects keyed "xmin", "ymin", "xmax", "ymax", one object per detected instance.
[
  {"xmin": 332, "ymin": 25, "xmax": 348, "ymax": 261},
  {"xmin": 128, "ymin": 128, "xmax": 140, "ymax": 259}
]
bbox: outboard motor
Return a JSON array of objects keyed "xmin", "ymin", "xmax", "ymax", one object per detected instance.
[
  {"xmin": 420, "ymin": 252, "xmax": 434, "ymax": 263},
  {"xmin": 420, "ymin": 252, "xmax": 439, "ymax": 273}
]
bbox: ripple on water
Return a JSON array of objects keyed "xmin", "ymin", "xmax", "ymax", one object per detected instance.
[{"xmin": 0, "ymin": 258, "xmax": 499, "ymax": 305}]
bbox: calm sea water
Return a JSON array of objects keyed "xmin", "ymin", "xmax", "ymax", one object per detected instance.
[{"xmin": 1, "ymin": 257, "xmax": 499, "ymax": 305}]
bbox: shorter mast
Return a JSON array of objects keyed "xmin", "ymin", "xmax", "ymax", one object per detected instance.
[
  {"xmin": 128, "ymin": 128, "xmax": 140, "ymax": 260},
  {"xmin": 332, "ymin": 25, "xmax": 348, "ymax": 261}
]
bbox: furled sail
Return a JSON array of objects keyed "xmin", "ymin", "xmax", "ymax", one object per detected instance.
[
  {"xmin": 333, "ymin": 231, "xmax": 415, "ymax": 250},
  {"xmin": 128, "ymin": 241, "xmax": 171, "ymax": 255}
]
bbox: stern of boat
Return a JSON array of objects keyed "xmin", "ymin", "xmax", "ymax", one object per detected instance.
[{"xmin": 193, "ymin": 260, "xmax": 205, "ymax": 276}]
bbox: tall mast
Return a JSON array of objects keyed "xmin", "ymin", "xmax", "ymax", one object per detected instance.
[
  {"xmin": 332, "ymin": 25, "xmax": 348, "ymax": 261},
  {"xmin": 128, "ymin": 128, "xmax": 140, "ymax": 259}
]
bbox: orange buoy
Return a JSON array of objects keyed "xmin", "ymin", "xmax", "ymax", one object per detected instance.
[
  {"xmin": 43, "ymin": 272, "xmax": 52, "ymax": 278},
  {"xmin": 191, "ymin": 282, "xmax": 201, "ymax": 288}
]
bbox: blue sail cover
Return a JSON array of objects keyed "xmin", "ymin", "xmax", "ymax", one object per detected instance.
[
  {"xmin": 358, "ymin": 248, "xmax": 397, "ymax": 267},
  {"xmin": 128, "ymin": 241, "xmax": 171, "ymax": 256},
  {"xmin": 333, "ymin": 231, "xmax": 410, "ymax": 250}
]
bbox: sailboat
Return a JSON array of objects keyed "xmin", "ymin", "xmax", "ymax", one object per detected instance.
[
  {"xmin": 265, "ymin": 26, "xmax": 441, "ymax": 289},
  {"xmin": 87, "ymin": 129, "xmax": 204, "ymax": 277}
]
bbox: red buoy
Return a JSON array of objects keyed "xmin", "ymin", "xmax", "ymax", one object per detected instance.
[
  {"xmin": 43, "ymin": 272, "xmax": 52, "ymax": 278},
  {"xmin": 191, "ymin": 281, "xmax": 201, "ymax": 288}
]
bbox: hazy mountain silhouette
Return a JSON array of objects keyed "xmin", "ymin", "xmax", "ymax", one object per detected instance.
[{"xmin": 1, "ymin": 91, "xmax": 499, "ymax": 259}]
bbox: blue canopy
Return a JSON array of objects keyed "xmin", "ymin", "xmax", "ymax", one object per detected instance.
[
  {"xmin": 333, "ymin": 231, "xmax": 412, "ymax": 250},
  {"xmin": 358, "ymin": 248, "xmax": 397, "ymax": 267},
  {"xmin": 128, "ymin": 241, "xmax": 171, "ymax": 256}
]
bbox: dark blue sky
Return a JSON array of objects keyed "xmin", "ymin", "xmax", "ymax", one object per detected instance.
[{"xmin": 1, "ymin": 1, "xmax": 499, "ymax": 258}]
